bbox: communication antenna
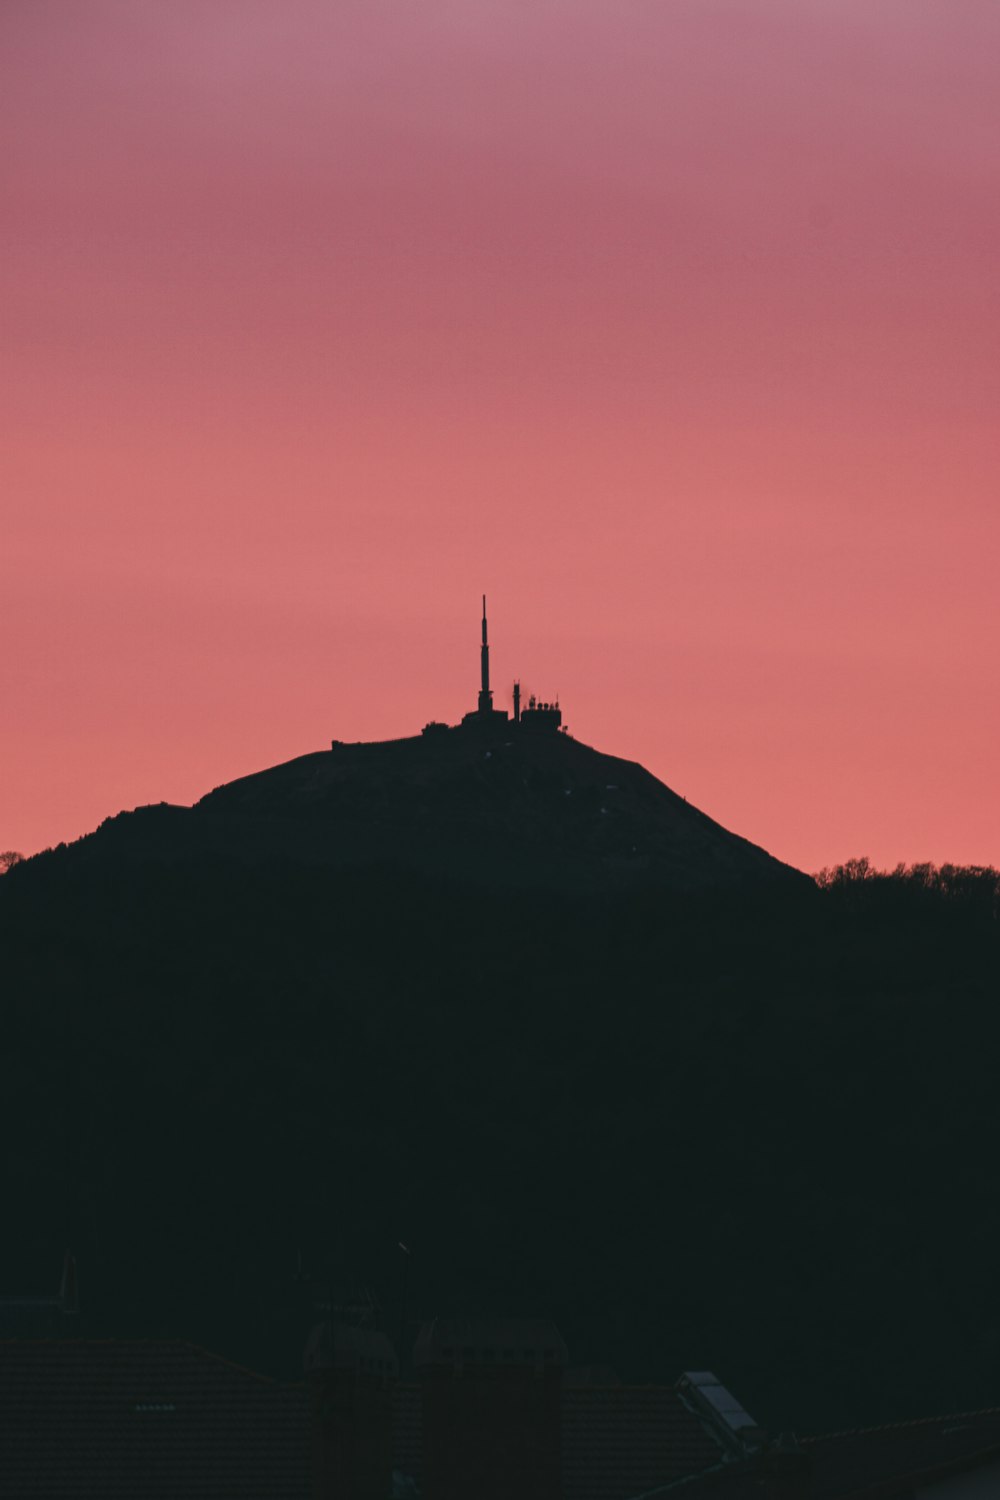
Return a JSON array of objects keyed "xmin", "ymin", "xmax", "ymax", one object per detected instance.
[{"xmin": 478, "ymin": 595, "xmax": 493, "ymax": 713}]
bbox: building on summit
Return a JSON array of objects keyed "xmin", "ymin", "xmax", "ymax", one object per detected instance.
[{"xmin": 454, "ymin": 597, "xmax": 563, "ymax": 735}]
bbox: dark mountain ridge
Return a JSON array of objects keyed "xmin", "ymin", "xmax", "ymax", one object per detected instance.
[{"xmin": 32, "ymin": 724, "xmax": 807, "ymax": 895}]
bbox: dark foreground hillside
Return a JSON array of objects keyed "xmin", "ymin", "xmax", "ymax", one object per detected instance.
[{"xmin": 2, "ymin": 821, "xmax": 998, "ymax": 1436}]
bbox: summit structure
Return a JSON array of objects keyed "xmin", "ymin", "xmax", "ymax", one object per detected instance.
[{"xmin": 458, "ymin": 597, "xmax": 562, "ymax": 734}]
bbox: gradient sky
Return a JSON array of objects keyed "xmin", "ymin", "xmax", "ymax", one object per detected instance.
[{"xmin": 3, "ymin": 0, "xmax": 998, "ymax": 873}]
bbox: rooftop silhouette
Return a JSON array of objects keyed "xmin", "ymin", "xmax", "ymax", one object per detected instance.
[{"xmin": 457, "ymin": 596, "xmax": 563, "ymax": 735}]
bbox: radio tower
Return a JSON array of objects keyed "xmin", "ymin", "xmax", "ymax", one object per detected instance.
[{"xmin": 478, "ymin": 595, "xmax": 493, "ymax": 714}]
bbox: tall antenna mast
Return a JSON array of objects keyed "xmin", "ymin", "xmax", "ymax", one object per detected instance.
[{"xmin": 478, "ymin": 595, "xmax": 493, "ymax": 713}]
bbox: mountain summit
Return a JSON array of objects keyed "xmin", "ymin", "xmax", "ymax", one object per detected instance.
[{"xmin": 40, "ymin": 599, "xmax": 805, "ymax": 891}]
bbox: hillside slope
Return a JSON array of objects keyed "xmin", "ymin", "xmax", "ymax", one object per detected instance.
[{"xmin": 42, "ymin": 727, "xmax": 806, "ymax": 894}]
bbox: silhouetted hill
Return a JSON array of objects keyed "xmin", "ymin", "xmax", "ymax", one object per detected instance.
[
  {"xmin": 2, "ymin": 736, "xmax": 998, "ymax": 1440},
  {"xmin": 39, "ymin": 727, "xmax": 807, "ymax": 894}
]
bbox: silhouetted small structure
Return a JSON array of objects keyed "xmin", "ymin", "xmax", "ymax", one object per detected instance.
[
  {"xmin": 520, "ymin": 693, "xmax": 563, "ymax": 733},
  {"xmin": 678, "ymin": 1371, "xmax": 764, "ymax": 1454},
  {"xmin": 450, "ymin": 598, "xmax": 565, "ymax": 736}
]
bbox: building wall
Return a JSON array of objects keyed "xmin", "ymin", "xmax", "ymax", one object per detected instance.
[
  {"xmin": 420, "ymin": 1364, "xmax": 562, "ymax": 1500},
  {"xmin": 310, "ymin": 1369, "xmax": 395, "ymax": 1500}
]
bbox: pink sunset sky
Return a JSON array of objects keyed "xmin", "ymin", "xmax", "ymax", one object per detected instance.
[{"xmin": 2, "ymin": 0, "xmax": 998, "ymax": 874}]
